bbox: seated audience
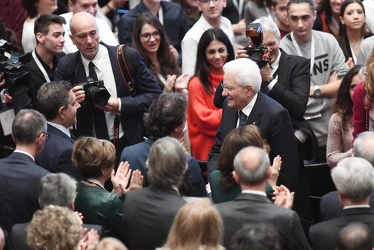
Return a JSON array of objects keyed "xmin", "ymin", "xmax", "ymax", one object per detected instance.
[
  {"xmin": 36, "ymin": 80, "xmax": 81, "ymax": 180},
  {"xmin": 0, "ymin": 109, "xmax": 50, "ymax": 233},
  {"xmin": 27, "ymin": 205, "xmax": 82, "ymax": 250},
  {"xmin": 132, "ymin": 13, "xmax": 189, "ymax": 93},
  {"xmin": 313, "ymin": 0, "xmax": 342, "ymax": 37},
  {"xmin": 10, "ymin": 173, "xmax": 103, "ymax": 250},
  {"xmin": 326, "ymin": 65, "xmax": 362, "ymax": 167},
  {"xmin": 321, "ymin": 131, "xmax": 374, "ymax": 220},
  {"xmin": 123, "ymin": 137, "xmax": 188, "ymax": 250},
  {"xmin": 96, "ymin": 237, "xmax": 128, "ymax": 250},
  {"xmin": 215, "ymin": 146, "xmax": 309, "ymax": 249},
  {"xmin": 21, "ymin": 0, "xmax": 58, "ymax": 53},
  {"xmin": 310, "ymin": 157, "xmax": 374, "ymax": 250},
  {"xmin": 336, "ymin": 223, "xmax": 374, "ymax": 250},
  {"xmin": 188, "ymin": 28, "xmax": 235, "ymax": 162},
  {"xmin": 72, "ymin": 137, "xmax": 143, "ymax": 242},
  {"xmin": 230, "ymin": 223, "xmax": 281, "ymax": 250},
  {"xmin": 157, "ymin": 199, "xmax": 224, "ymax": 250},
  {"xmin": 337, "ymin": 0, "xmax": 372, "ymax": 68},
  {"xmin": 120, "ymin": 93, "xmax": 207, "ymax": 197},
  {"xmin": 209, "ymin": 125, "xmax": 281, "ymax": 203}
]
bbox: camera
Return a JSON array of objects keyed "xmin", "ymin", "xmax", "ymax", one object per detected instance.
[
  {"xmin": 245, "ymin": 23, "xmax": 273, "ymax": 68},
  {"xmin": 0, "ymin": 39, "xmax": 30, "ymax": 97},
  {"xmin": 75, "ymin": 77, "xmax": 111, "ymax": 106}
]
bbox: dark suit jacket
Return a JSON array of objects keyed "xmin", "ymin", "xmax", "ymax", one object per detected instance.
[
  {"xmin": 120, "ymin": 138, "xmax": 207, "ymax": 197},
  {"xmin": 9, "ymin": 222, "xmax": 103, "ymax": 250},
  {"xmin": 310, "ymin": 207, "xmax": 374, "ymax": 250},
  {"xmin": 320, "ymin": 191, "xmax": 374, "ymax": 221},
  {"xmin": 117, "ymin": 1, "xmax": 189, "ymax": 52},
  {"xmin": 123, "ymin": 186, "xmax": 186, "ymax": 250},
  {"xmin": 0, "ymin": 152, "xmax": 50, "ymax": 232},
  {"xmin": 215, "ymin": 193, "xmax": 310, "ymax": 250},
  {"xmin": 35, "ymin": 124, "xmax": 81, "ymax": 180},
  {"xmin": 55, "ymin": 43, "xmax": 161, "ymax": 145},
  {"xmin": 214, "ymin": 50, "xmax": 320, "ymax": 160},
  {"xmin": 208, "ymin": 92, "xmax": 299, "ymax": 191}
]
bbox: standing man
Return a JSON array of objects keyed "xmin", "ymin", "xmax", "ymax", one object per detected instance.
[
  {"xmin": 0, "ymin": 109, "xmax": 50, "ymax": 233},
  {"xmin": 55, "ymin": 12, "xmax": 161, "ymax": 157},
  {"xmin": 215, "ymin": 146, "xmax": 309, "ymax": 249},
  {"xmin": 280, "ymin": 0, "xmax": 349, "ymax": 161},
  {"xmin": 181, "ymin": 0, "xmax": 236, "ymax": 76},
  {"xmin": 16, "ymin": 14, "xmax": 66, "ymax": 112},
  {"xmin": 60, "ymin": 0, "xmax": 118, "ymax": 54},
  {"xmin": 36, "ymin": 81, "xmax": 81, "ymax": 180},
  {"xmin": 208, "ymin": 58, "xmax": 299, "ymax": 193},
  {"xmin": 271, "ymin": 0, "xmax": 291, "ymax": 38}
]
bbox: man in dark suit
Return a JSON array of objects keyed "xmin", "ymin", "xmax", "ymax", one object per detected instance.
[
  {"xmin": 10, "ymin": 173, "xmax": 103, "ymax": 250},
  {"xmin": 310, "ymin": 157, "xmax": 374, "ymax": 250},
  {"xmin": 320, "ymin": 131, "xmax": 374, "ymax": 221},
  {"xmin": 209, "ymin": 58, "xmax": 299, "ymax": 192},
  {"xmin": 35, "ymin": 80, "xmax": 81, "ymax": 180},
  {"xmin": 120, "ymin": 93, "xmax": 207, "ymax": 197},
  {"xmin": 123, "ymin": 137, "xmax": 187, "ymax": 250},
  {"xmin": 0, "ymin": 109, "xmax": 50, "ymax": 233},
  {"xmin": 215, "ymin": 146, "xmax": 309, "ymax": 250},
  {"xmin": 55, "ymin": 12, "xmax": 161, "ymax": 158}
]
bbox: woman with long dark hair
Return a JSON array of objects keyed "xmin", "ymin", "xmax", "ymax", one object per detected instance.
[
  {"xmin": 132, "ymin": 12, "xmax": 189, "ymax": 93},
  {"xmin": 187, "ymin": 28, "xmax": 235, "ymax": 161}
]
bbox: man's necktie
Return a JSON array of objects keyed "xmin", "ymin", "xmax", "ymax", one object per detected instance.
[
  {"xmin": 89, "ymin": 62, "xmax": 109, "ymax": 139},
  {"xmin": 239, "ymin": 110, "xmax": 247, "ymax": 127}
]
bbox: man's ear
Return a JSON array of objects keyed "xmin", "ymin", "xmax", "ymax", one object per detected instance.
[
  {"xmin": 222, "ymin": 0, "xmax": 227, "ymax": 8},
  {"xmin": 68, "ymin": 0, "xmax": 74, "ymax": 11},
  {"xmin": 36, "ymin": 32, "xmax": 44, "ymax": 44},
  {"xmin": 69, "ymin": 33, "xmax": 76, "ymax": 45},
  {"xmin": 233, "ymin": 170, "xmax": 240, "ymax": 184}
]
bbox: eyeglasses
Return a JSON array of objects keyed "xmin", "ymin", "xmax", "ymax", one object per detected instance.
[
  {"xmin": 75, "ymin": 30, "xmax": 98, "ymax": 42},
  {"xmin": 140, "ymin": 31, "xmax": 160, "ymax": 41},
  {"xmin": 221, "ymin": 82, "xmax": 236, "ymax": 92},
  {"xmin": 199, "ymin": 0, "xmax": 221, "ymax": 4},
  {"xmin": 40, "ymin": 132, "xmax": 50, "ymax": 141}
]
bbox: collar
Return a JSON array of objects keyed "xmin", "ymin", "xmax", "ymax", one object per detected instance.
[
  {"xmin": 241, "ymin": 93, "xmax": 258, "ymax": 117},
  {"xmin": 47, "ymin": 122, "xmax": 71, "ymax": 138},
  {"xmin": 34, "ymin": 49, "xmax": 58, "ymax": 70},
  {"xmin": 242, "ymin": 190, "xmax": 267, "ymax": 197},
  {"xmin": 80, "ymin": 44, "xmax": 108, "ymax": 74},
  {"xmin": 14, "ymin": 150, "xmax": 35, "ymax": 161},
  {"xmin": 199, "ymin": 14, "xmax": 223, "ymax": 30},
  {"xmin": 344, "ymin": 205, "xmax": 370, "ymax": 209},
  {"xmin": 271, "ymin": 50, "xmax": 281, "ymax": 72}
]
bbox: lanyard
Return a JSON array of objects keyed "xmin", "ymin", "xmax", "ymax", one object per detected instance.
[
  {"xmin": 232, "ymin": 0, "xmax": 244, "ymax": 19},
  {"xmin": 290, "ymin": 32, "xmax": 315, "ymax": 75},
  {"xmin": 32, "ymin": 50, "xmax": 51, "ymax": 82},
  {"xmin": 158, "ymin": 7, "xmax": 164, "ymax": 25}
]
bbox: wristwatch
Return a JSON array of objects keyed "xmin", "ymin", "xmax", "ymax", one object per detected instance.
[
  {"xmin": 264, "ymin": 76, "xmax": 274, "ymax": 85},
  {"xmin": 313, "ymin": 85, "xmax": 321, "ymax": 97}
]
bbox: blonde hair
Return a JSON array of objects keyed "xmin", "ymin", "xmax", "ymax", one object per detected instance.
[
  {"xmin": 96, "ymin": 237, "xmax": 128, "ymax": 250},
  {"xmin": 27, "ymin": 205, "xmax": 82, "ymax": 250},
  {"xmin": 364, "ymin": 62, "xmax": 374, "ymax": 108},
  {"xmin": 164, "ymin": 199, "xmax": 223, "ymax": 250},
  {"xmin": 72, "ymin": 137, "xmax": 116, "ymax": 178}
]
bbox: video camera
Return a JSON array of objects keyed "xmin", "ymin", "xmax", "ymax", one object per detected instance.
[
  {"xmin": 245, "ymin": 23, "xmax": 273, "ymax": 68},
  {"xmin": 0, "ymin": 39, "xmax": 30, "ymax": 97},
  {"xmin": 75, "ymin": 77, "xmax": 111, "ymax": 106}
]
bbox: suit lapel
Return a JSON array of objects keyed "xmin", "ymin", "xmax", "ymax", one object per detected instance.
[
  {"xmin": 277, "ymin": 52, "xmax": 290, "ymax": 87},
  {"xmin": 246, "ymin": 93, "xmax": 265, "ymax": 127},
  {"xmin": 47, "ymin": 125, "xmax": 75, "ymax": 144}
]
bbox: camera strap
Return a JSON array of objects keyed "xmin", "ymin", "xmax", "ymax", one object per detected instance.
[
  {"xmin": 32, "ymin": 50, "xmax": 50, "ymax": 82},
  {"xmin": 116, "ymin": 44, "xmax": 136, "ymax": 97}
]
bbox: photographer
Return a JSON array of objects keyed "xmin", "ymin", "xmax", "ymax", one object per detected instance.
[{"xmin": 55, "ymin": 12, "xmax": 161, "ymax": 159}]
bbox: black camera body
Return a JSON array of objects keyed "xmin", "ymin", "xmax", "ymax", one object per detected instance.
[
  {"xmin": 245, "ymin": 23, "xmax": 273, "ymax": 68},
  {"xmin": 0, "ymin": 39, "xmax": 30, "ymax": 97},
  {"xmin": 75, "ymin": 77, "xmax": 111, "ymax": 106}
]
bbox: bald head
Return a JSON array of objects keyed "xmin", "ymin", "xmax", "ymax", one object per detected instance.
[
  {"xmin": 233, "ymin": 146, "xmax": 270, "ymax": 186},
  {"xmin": 69, "ymin": 12, "xmax": 100, "ymax": 60}
]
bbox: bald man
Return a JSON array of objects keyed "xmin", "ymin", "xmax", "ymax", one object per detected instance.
[{"xmin": 55, "ymin": 12, "xmax": 161, "ymax": 158}]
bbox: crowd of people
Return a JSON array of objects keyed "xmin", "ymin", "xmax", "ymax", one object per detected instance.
[{"xmin": 1, "ymin": 0, "xmax": 374, "ymax": 249}]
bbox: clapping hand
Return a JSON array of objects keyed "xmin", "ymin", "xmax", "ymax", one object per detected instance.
[
  {"xmin": 272, "ymin": 185, "xmax": 294, "ymax": 209},
  {"xmin": 111, "ymin": 161, "xmax": 132, "ymax": 195}
]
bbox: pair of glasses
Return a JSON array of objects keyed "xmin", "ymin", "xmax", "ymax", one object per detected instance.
[
  {"xmin": 40, "ymin": 132, "xmax": 50, "ymax": 141},
  {"xmin": 221, "ymin": 82, "xmax": 236, "ymax": 92},
  {"xmin": 75, "ymin": 30, "xmax": 98, "ymax": 42},
  {"xmin": 198, "ymin": 0, "xmax": 221, "ymax": 4},
  {"xmin": 140, "ymin": 31, "xmax": 160, "ymax": 41}
]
